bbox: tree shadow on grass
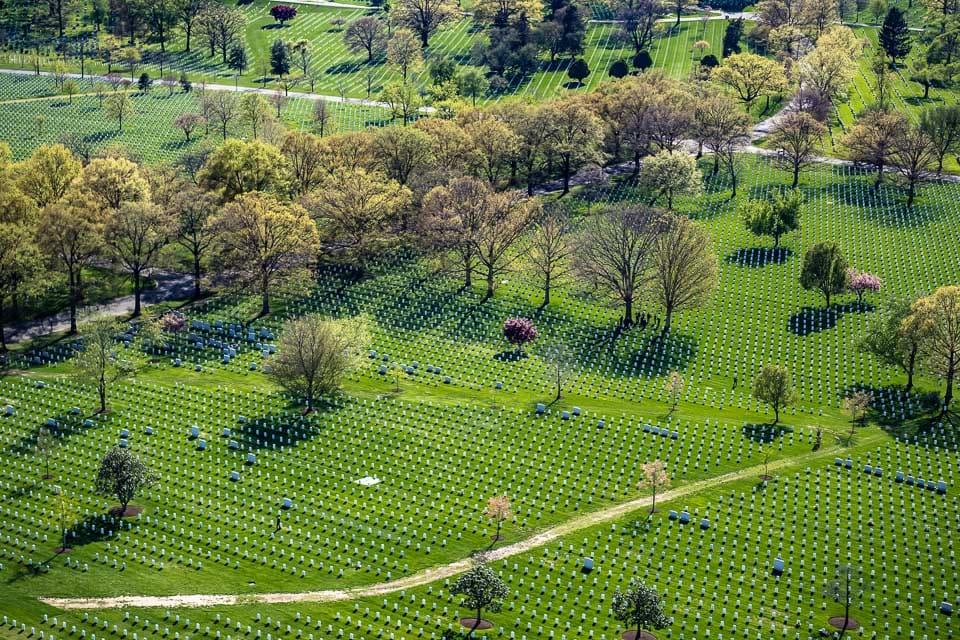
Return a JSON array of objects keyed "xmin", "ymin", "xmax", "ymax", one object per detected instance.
[
  {"xmin": 326, "ymin": 61, "xmax": 362, "ymax": 75},
  {"xmin": 788, "ymin": 302, "xmax": 875, "ymax": 336},
  {"xmin": 493, "ymin": 350, "xmax": 528, "ymax": 362},
  {"xmin": 741, "ymin": 422, "xmax": 793, "ymax": 443},
  {"xmin": 725, "ymin": 246, "xmax": 793, "ymax": 267},
  {"xmin": 229, "ymin": 400, "xmax": 339, "ymax": 451}
]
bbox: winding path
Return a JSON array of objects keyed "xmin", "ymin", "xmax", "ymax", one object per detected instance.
[{"xmin": 39, "ymin": 445, "xmax": 841, "ymax": 611}]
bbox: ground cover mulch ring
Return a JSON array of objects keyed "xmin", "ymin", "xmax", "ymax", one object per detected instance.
[
  {"xmin": 108, "ymin": 505, "xmax": 144, "ymax": 518},
  {"xmin": 459, "ymin": 618, "xmax": 494, "ymax": 631},
  {"xmin": 828, "ymin": 616, "xmax": 860, "ymax": 630},
  {"xmin": 620, "ymin": 631, "xmax": 659, "ymax": 640}
]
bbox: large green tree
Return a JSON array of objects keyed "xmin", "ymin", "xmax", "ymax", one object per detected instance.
[
  {"xmin": 611, "ymin": 579, "xmax": 671, "ymax": 640},
  {"xmin": 800, "ymin": 241, "xmax": 848, "ymax": 307},
  {"xmin": 95, "ymin": 446, "xmax": 158, "ymax": 516},
  {"xmin": 879, "ymin": 7, "xmax": 912, "ymax": 63}
]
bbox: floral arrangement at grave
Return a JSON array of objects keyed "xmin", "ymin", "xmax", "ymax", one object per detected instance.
[
  {"xmin": 502, "ymin": 317, "xmax": 538, "ymax": 353},
  {"xmin": 846, "ymin": 268, "xmax": 881, "ymax": 305},
  {"xmin": 160, "ymin": 311, "xmax": 187, "ymax": 333}
]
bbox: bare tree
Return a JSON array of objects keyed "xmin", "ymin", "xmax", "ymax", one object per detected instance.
[
  {"xmin": 105, "ymin": 201, "xmax": 175, "ymax": 316},
  {"xmin": 344, "ymin": 16, "xmax": 386, "ymax": 62},
  {"xmin": 208, "ymin": 91, "xmax": 240, "ymax": 141},
  {"xmin": 576, "ymin": 204, "xmax": 660, "ymax": 329},
  {"xmin": 768, "ymin": 111, "xmax": 827, "ymax": 188},
  {"xmin": 890, "ymin": 125, "xmax": 937, "ymax": 208},
  {"xmin": 528, "ymin": 211, "xmax": 572, "ymax": 307},
  {"xmin": 650, "ymin": 214, "xmax": 718, "ymax": 333}
]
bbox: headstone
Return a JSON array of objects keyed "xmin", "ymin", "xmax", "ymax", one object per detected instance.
[
  {"xmin": 281, "ymin": 498, "xmax": 293, "ymax": 509},
  {"xmin": 772, "ymin": 558, "xmax": 785, "ymax": 577},
  {"xmin": 230, "ymin": 471, "xmax": 240, "ymax": 482},
  {"xmin": 582, "ymin": 557, "xmax": 594, "ymax": 573},
  {"xmin": 535, "ymin": 404, "xmax": 546, "ymax": 414},
  {"xmin": 190, "ymin": 426, "xmax": 200, "ymax": 438},
  {"xmin": 942, "ymin": 602, "xmax": 953, "ymax": 615},
  {"xmin": 679, "ymin": 511, "xmax": 691, "ymax": 524},
  {"xmin": 197, "ymin": 440, "xmax": 206, "ymax": 450},
  {"xmin": 247, "ymin": 453, "xmax": 256, "ymax": 465}
]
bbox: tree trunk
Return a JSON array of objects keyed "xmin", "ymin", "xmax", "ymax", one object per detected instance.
[
  {"xmin": 543, "ymin": 273, "xmax": 551, "ymax": 307},
  {"xmin": 792, "ymin": 165, "xmax": 800, "ymax": 188},
  {"xmin": 99, "ymin": 382, "xmax": 106, "ymax": 413},
  {"xmin": 69, "ymin": 269, "xmax": 79, "ymax": 334},
  {"xmin": 464, "ymin": 262, "xmax": 472, "ymax": 289},
  {"xmin": 555, "ymin": 367, "xmax": 561, "ymax": 401},
  {"xmin": 261, "ymin": 273, "xmax": 271, "ymax": 316},
  {"xmin": 907, "ymin": 180, "xmax": 916, "ymax": 208},
  {"xmin": 561, "ymin": 169, "xmax": 570, "ymax": 196},
  {"xmin": 905, "ymin": 345, "xmax": 917, "ymax": 392},
  {"xmin": 486, "ymin": 269, "xmax": 495, "ymax": 300},
  {"xmin": 470, "ymin": 608, "xmax": 482, "ymax": 638},
  {"xmin": 945, "ymin": 360, "xmax": 955, "ymax": 409},
  {"xmin": 132, "ymin": 270, "xmax": 142, "ymax": 316},
  {"xmin": 663, "ymin": 305, "xmax": 673, "ymax": 333},
  {"xmin": 193, "ymin": 255, "xmax": 202, "ymax": 299},
  {"xmin": 773, "ymin": 405, "xmax": 779, "ymax": 425},
  {"xmin": 185, "ymin": 24, "xmax": 192, "ymax": 52},
  {"xmin": 712, "ymin": 153, "xmax": 719, "ymax": 176},
  {"xmin": 623, "ymin": 297, "xmax": 633, "ymax": 329}
]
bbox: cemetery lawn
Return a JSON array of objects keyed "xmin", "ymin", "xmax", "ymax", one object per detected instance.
[{"xmin": 3, "ymin": 145, "xmax": 960, "ymax": 639}]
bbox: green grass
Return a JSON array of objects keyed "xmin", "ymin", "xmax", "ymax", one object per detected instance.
[
  {"xmin": 2, "ymin": 154, "xmax": 960, "ymax": 639},
  {"xmin": 0, "ymin": 0, "xmax": 729, "ymax": 102}
]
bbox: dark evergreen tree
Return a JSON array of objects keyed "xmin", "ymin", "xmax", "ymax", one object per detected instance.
[
  {"xmin": 633, "ymin": 50, "xmax": 653, "ymax": 70},
  {"xmin": 879, "ymin": 8, "xmax": 912, "ymax": 64},
  {"xmin": 722, "ymin": 18, "xmax": 743, "ymax": 57},
  {"xmin": 270, "ymin": 39, "xmax": 291, "ymax": 77},
  {"xmin": 609, "ymin": 59, "xmax": 630, "ymax": 77}
]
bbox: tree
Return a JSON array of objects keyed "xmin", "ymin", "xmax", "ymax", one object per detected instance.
[
  {"xmin": 567, "ymin": 58, "xmax": 590, "ymax": 87},
  {"xmin": 692, "ymin": 93, "xmax": 752, "ymax": 180},
  {"xmin": 503, "ymin": 317, "xmax": 538, "ymax": 352},
  {"xmin": 576, "ymin": 204, "xmax": 660, "ymax": 329},
  {"xmin": 842, "ymin": 109, "xmax": 906, "ymax": 188},
  {"xmin": 105, "ymin": 201, "xmax": 174, "ymax": 316},
  {"xmin": 458, "ymin": 69, "xmax": 489, "ymax": 106},
  {"xmin": 210, "ymin": 192, "xmax": 320, "ymax": 315},
  {"xmin": 301, "ymin": 167, "xmax": 411, "ymax": 263},
  {"xmin": 198, "ymin": 139, "xmax": 290, "ymax": 202},
  {"xmin": 38, "ymin": 191, "xmax": 105, "ymax": 333},
  {"xmin": 75, "ymin": 317, "xmax": 135, "ymax": 413},
  {"xmin": 739, "ymin": 190, "xmax": 801, "ymax": 248},
  {"xmin": 859, "ymin": 296, "xmax": 922, "ymax": 391},
  {"xmin": 177, "ymin": 0, "xmax": 209, "ymax": 53},
  {"xmin": 651, "ymin": 214, "xmax": 718, "ymax": 333},
  {"xmin": 0, "ymin": 190, "xmax": 41, "ymax": 350},
  {"xmin": 421, "ymin": 176, "xmax": 536, "ymax": 295},
  {"xmin": 138, "ymin": 72, "xmax": 153, "ymax": 94},
  {"xmin": 711, "ymin": 52, "xmax": 787, "ymax": 113},
  {"xmin": 207, "ymin": 91, "xmax": 240, "ymax": 141},
  {"xmin": 798, "ymin": 26, "xmax": 863, "ymax": 107},
  {"xmin": 393, "ymin": 0, "xmax": 456, "ymax": 47},
  {"xmin": 387, "ymin": 29, "xmax": 423, "ymax": 81},
  {"xmin": 173, "ymin": 112, "xmax": 204, "ymax": 141},
  {"xmin": 753, "ymin": 364, "xmax": 796, "ymax": 425},
  {"xmin": 270, "ymin": 39, "xmax": 291, "ymax": 78},
  {"xmin": 104, "ymin": 92, "xmax": 135, "ymax": 132},
  {"xmin": 270, "ymin": 4, "xmax": 297, "ymax": 24},
  {"xmin": 79, "ymin": 157, "xmax": 150, "ymax": 211},
  {"xmin": 62, "ymin": 78, "xmax": 79, "ymax": 104},
  {"xmin": 95, "ymin": 447, "xmax": 158, "ymax": 516},
  {"xmin": 800, "ymin": 241, "xmax": 847, "ymax": 307},
  {"xmin": 539, "ymin": 340, "xmax": 576, "ymax": 401},
  {"xmin": 610, "ymin": 59, "xmax": 630, "ymax": 78},
  {"xmin": 769, "ymin": 111, "xmax": 826, "ymax": 188},
  {"xmin": 824, "ymin": 565, "xmax": 867, "ymax": 638},
  {"xmin": 345, "ymin": 16, "xmax": 386, "ymax": 62},
  {"xmin": 450, "ymin": 562, "xmax": 509, "ymax": 638},
  {"xmin": 380, "ymin": 81, "xmax": 424, "ymax": 126},
  {"xmin": 614, "ymin": 0, "xmax": 666, "ymax": 55},
  {"xmin": 611, "ymin": 579, "xmax": 671, "ymax": 640},
  {"xmin": 879, "ymin": 7, "xmax": 912, "ymax": 63},
  {"xmin": 197, "ymin": 4, "xmax": 246, "ymax": 64},
  {"xmin": 844, "ymin": 390, "xmax": 873, "ymax": 431},
  {"xmin": 528, "ymin": 212, "xmax": 572, "ymax": 306},
  {"xmin": 633, "ymin": 50, "xmax": 653, "ymax": 71},
  {"xmin": 905, "ymin": 286, "xmax": 960, "ymax": 411},
  {"xmin": 484, "ymin": 495, "xmax": 512, "ymax": 541},
  {"xmin": 267, "ymin": 314, "xmax": 370, "ymax": 409},
  {"xmin": 540, "ymin": 98, "xmax": 604, "ymax": 196},
  {"xmin": 240, "ymin": 93, "xmax": 272, "ymax": 140},
  {"xmin": 867, "ymin": 0, "xmax": 887, "ymax": 23},
  {"xmin": 638, "ymin": 150, "xmax": 703, "ymax": 211},
  {"xmin": 15, "ymin": 143, "xmax": 81, "ymax": 208},
  {"xmin": 638, "ymin": 459, "xmax": 670, "ymax": 514},
  {"xmin": 920, "ymin": 105, "xmax": 960, "ymax": 174},
  {"xmin": 891, "ymin": 125, "xmax": 937, "ymax": 207},
  {"xmin": 846, "ymin": 268, "xmax": 881, "ymax": 305},
  {"xmin": 171, "ymin": 183, "xmax": 219, "ymax": 299},
  {"xmin": 228, "ymin": 44, "xmax": 248, "ymax": 77},
  {"xmin": 663, "ymin": 371, "xmax": 684, "ymax": 412},
  {"xmin": 373, "ymin": 126, "xmax": 433, "ymax": 187},
  {"xmin": 722, "ymin": 17, "xmax": 744, "ymax": 56},
  {"xmin": 36, "ymin": 426, "xmax": 57, "ymax": 480}
]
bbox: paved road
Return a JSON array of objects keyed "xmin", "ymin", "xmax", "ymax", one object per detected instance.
[{"xmin": 4, "ymin": 269, "xmax": 194, "ymax": 344}]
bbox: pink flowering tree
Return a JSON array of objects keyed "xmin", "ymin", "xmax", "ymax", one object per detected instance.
[
  {"xmin": 846, "ymin": 268, "xmax": 881, "ymax": 305},
  {"xmin": 503, "ymin": 317, "xmax": 538, "ymax": 353},
  {"xmin": 484, "ymin": 495, "xmax": 512, "ymax": 543},
  {"xmin": 270, "ymin": 5, "xmax": 298, "ymax": 24},
  {"xmin": 638, "ymin": 460, "xmax": 670, "ymax": 515}
]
